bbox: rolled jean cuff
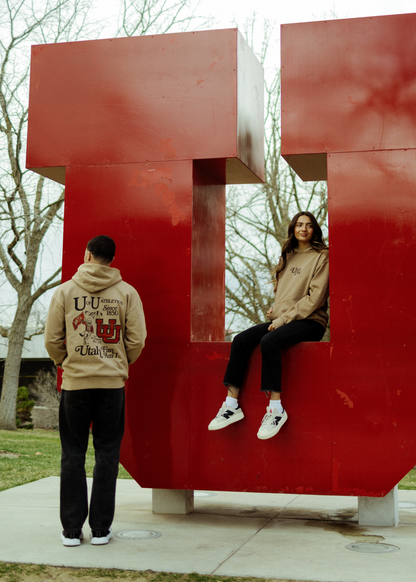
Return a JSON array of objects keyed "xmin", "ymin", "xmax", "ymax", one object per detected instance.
[{"xmin": 223, "ymin": 382, "xmax": 240, "ymax": 390}]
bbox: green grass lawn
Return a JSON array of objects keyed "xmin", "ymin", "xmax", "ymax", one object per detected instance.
[
  {"xmin": 397, "ymin": 467, "xmax": 416, "ymax": 489},
  {"xmin": 0, "ymin": 429, "xmax": 132, "ymax": 492}
]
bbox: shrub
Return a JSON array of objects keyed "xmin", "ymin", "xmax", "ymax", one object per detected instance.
[
  {"xmin": 28, "ymin": 369, "xmax": 60, "ymax": 408},
  {"xmin": 16, "ymin": 386, "xmax": 35, "ymax": 428}
]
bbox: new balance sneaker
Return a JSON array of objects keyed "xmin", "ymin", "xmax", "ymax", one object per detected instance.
[
  {"xmin": 61, "ymin": 531, "xmax": 83, "ymax": 547},
  {"xmin": 90, "ymin": 528, "xmax": 112, "ymax": 545},
  {"xmin": 208, "ymin": 402, "xmax": 244, "ymax": 430},
  {"xmin": 257, "ymin": 407, "xmax": 288, "ymax": 440}
]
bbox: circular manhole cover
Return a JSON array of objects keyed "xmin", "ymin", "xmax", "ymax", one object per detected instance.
[
  {"xmin": 116, "ymin": 530, "xmax": 162, "ymax": 540},
  {"xmin": 194, "ymin": 491, "xmax": 217, "ymax": 498},
  {"xmin": 399, "ymin": 501, "xmax": 416, "ymax": 509},
  {"xmin": 346, "ymin": 543, "xmax": 399, "ymax": 554}
]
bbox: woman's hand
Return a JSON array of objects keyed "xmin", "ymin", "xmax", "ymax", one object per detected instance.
[
  {"xmin": 266, "ymin": 307, "xmax": 274, "ymax": 320},
  {"xmin": 268, "ymin": 323, "xmax": 275, "ymax": 331}
]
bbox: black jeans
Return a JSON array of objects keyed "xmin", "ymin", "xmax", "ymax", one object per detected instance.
[
  {"xmin": 223, "ymin": 320, "xmax": 325, "ymax": 393},
  {"xmin": 59, "ymin": 387, "xmax": 125, "ymax": 534}
]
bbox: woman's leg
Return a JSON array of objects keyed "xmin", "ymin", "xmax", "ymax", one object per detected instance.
[
  {"xmin": 260, "ymin": 320, "xmax": 325, "ymax": 393},
  {"xmin": 208, "ymin": 323, "xmax": 270, "ymax": 431},
  {"xmin": 257, "ymin": 320, "xmax": 325, "ymax": 440},
  {"xmin": 223, "ymin": 322, "xmax": 270, "ymax": 391}
]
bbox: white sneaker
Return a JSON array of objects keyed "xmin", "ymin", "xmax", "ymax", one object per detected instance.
[
  {"xmin": 257, "ymin": 407, "xmax": 288, "ymax": 440},
  {"xmin": 90, "ymin": 528, "xmax": 112, "ymax": 545},
  {"xmin": 61, "ymin": 531, "xmax": 83, "ymax": 546},
  {"xmin": 208, "ymin": 402, "xmax": 244, "ymax": 430}
]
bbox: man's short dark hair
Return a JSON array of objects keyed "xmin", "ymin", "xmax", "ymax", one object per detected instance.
[{"xmin": 87, "ymin": 235, "xmax": 116, "ymax": 264}]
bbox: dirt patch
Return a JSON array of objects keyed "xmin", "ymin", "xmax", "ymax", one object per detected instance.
[{"xmin": 0, "ymin": 564, "xmax": 328, "ymax": 582}]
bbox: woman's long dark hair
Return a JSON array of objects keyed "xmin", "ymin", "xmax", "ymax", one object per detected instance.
[{"xmin": 271, "ymin": 211, "xmax": 327, "ymax": 292}]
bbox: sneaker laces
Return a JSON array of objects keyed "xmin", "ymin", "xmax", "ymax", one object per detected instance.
[
  {"xmin": 216, "ymin": 403, "xmax": 232, "ymax": 418},
  {"xmin": 262, "ymin": 408, "xmax": 283, "ymax": 425},
  {"xmin": 261, "ymin": 411, "xmax": 274, "ymax": 425},
  {"xmin": 215, "ymin": 405, "xmax": 226, "ymax": 418}
]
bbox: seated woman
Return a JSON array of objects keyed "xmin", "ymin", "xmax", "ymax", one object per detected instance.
[{"xmin": 208, "ymin": 211, "xmax": 329, "ymax": 440}]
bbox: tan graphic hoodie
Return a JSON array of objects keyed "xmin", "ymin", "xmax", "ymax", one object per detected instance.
[
  {"xmin": 45, "ymin": 263, "xmax": 147, "ymax": 390},
  {"xmin": 270, "ymin": 246, "xmax": 329, "ymax": 330}
]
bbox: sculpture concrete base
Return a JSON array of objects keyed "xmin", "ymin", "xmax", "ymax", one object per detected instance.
[
  {"xmin": 358, "ymin": 486, "xmax": 398, "ymax": 527},
  {"xmin": 152, "ymin": 489, "xmax": 194, "ymax": 514},
  {"xmin": 152, "ymin": 486, "xmax": 400, "ymax": 526}
]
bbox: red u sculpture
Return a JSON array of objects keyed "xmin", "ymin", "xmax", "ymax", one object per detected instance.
[
  {"xmin": 27, "ymin": 17, "xmax": 416, "ymax": 498},
  {"xmin": 281, "ymin": 13, "xmax": 416, "ymax": 495}
]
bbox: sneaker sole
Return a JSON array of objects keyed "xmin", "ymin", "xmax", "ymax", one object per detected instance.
[
  {"xmin": 208, "ymin": 411, "xmax": 244, "ymax": 431},
  {"xmin": 61, "ymin": 533, "xmax": 82, "ymax": 546},
  {"xmin": 257, "ymin": 413, "xmax": 288, "ymax": 440},
  {"xmin": 91, "ymin": 533, "xmax": 112, "ymax": 545}
]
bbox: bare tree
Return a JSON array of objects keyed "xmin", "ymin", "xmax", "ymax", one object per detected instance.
[
  {"xmin": 225, "ymin": 19, "xmax": 328, "ymax": 334},
  {"xmin": 0, "ymin": 0, "xmax": 101, "ymax": 430},
  {"xmin": 117, "ymin": 0, "xmax": 212, "ymax": 37},
  {"xmin": 0, "ymin": 0, "xmax": 214, "ymax": 431}
]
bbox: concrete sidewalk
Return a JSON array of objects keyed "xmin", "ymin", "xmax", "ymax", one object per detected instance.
[{"xmin": 1, "ymin": 477, "xmax": 416, "ymax": 581}]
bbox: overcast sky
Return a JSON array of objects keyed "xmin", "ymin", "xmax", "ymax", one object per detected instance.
[
  {"xmin": 96, "ymin": 0, "xmax": 416, "ymax": 28},
  {"xmin": 199, "ymin": 0, "xmax": 416, "ymax": 26},
  {"xmin": 92, "ymin": 0, "xmax": 416, "ymax": 72}
]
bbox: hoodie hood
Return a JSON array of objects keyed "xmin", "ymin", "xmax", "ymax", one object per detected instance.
[
  {"xmin": 72, "ymin": 263, "xmax": 122, "ymax": 293},
  {"xmin": 293, "ymin": 244, "xmax": 313, "ymax": 253}
]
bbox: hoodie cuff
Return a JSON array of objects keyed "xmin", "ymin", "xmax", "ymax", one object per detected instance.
[{"xmin": 272, "ymin": 317, "xmax": 284, "ymax": 329}]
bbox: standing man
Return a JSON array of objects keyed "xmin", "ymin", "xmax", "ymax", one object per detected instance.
[{"xmin": 45, "ymin": 235, "xmax": 146, "ymax": 547}]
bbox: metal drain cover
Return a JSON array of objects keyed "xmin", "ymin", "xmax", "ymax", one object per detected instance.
[
  {"xmin": 346, "ymin": 543, "xmax": 399, "ymax": 554},
  {"xmin": 399, "ymin": 501, "xmax": 416, "ymax": 509},
  {"xmin": 194, "ymin": 491, "xmax": 217, "ymax": 498},
  {"xmin": 116, "ymin": 530, "xmax": 162, "ymax": 540}
]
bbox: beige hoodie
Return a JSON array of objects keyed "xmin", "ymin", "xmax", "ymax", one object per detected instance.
[
  {"xmin": 45, "ymin": 263, "xmax": 146, "ymax": 390},
  {"xmin": 270, "ymin": 246, "xmax": 329, "ymax": 330}
]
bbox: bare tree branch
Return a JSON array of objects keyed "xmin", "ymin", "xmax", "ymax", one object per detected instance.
[
  {"xmin": 118, "ymin": 0, "xmax": 213, "ymax": 37},
  {"xmin": 0, "ymin": 0, "xmax": 102, "ymax": 430}
]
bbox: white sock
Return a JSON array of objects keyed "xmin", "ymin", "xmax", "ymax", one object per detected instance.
[
  {"xmin": 226, "ymin": 396, "xmax": 238, "ymax": 409},
  {"xmin": 269, "ymin": 399, "xmax": 283, "ymax": 413}
]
